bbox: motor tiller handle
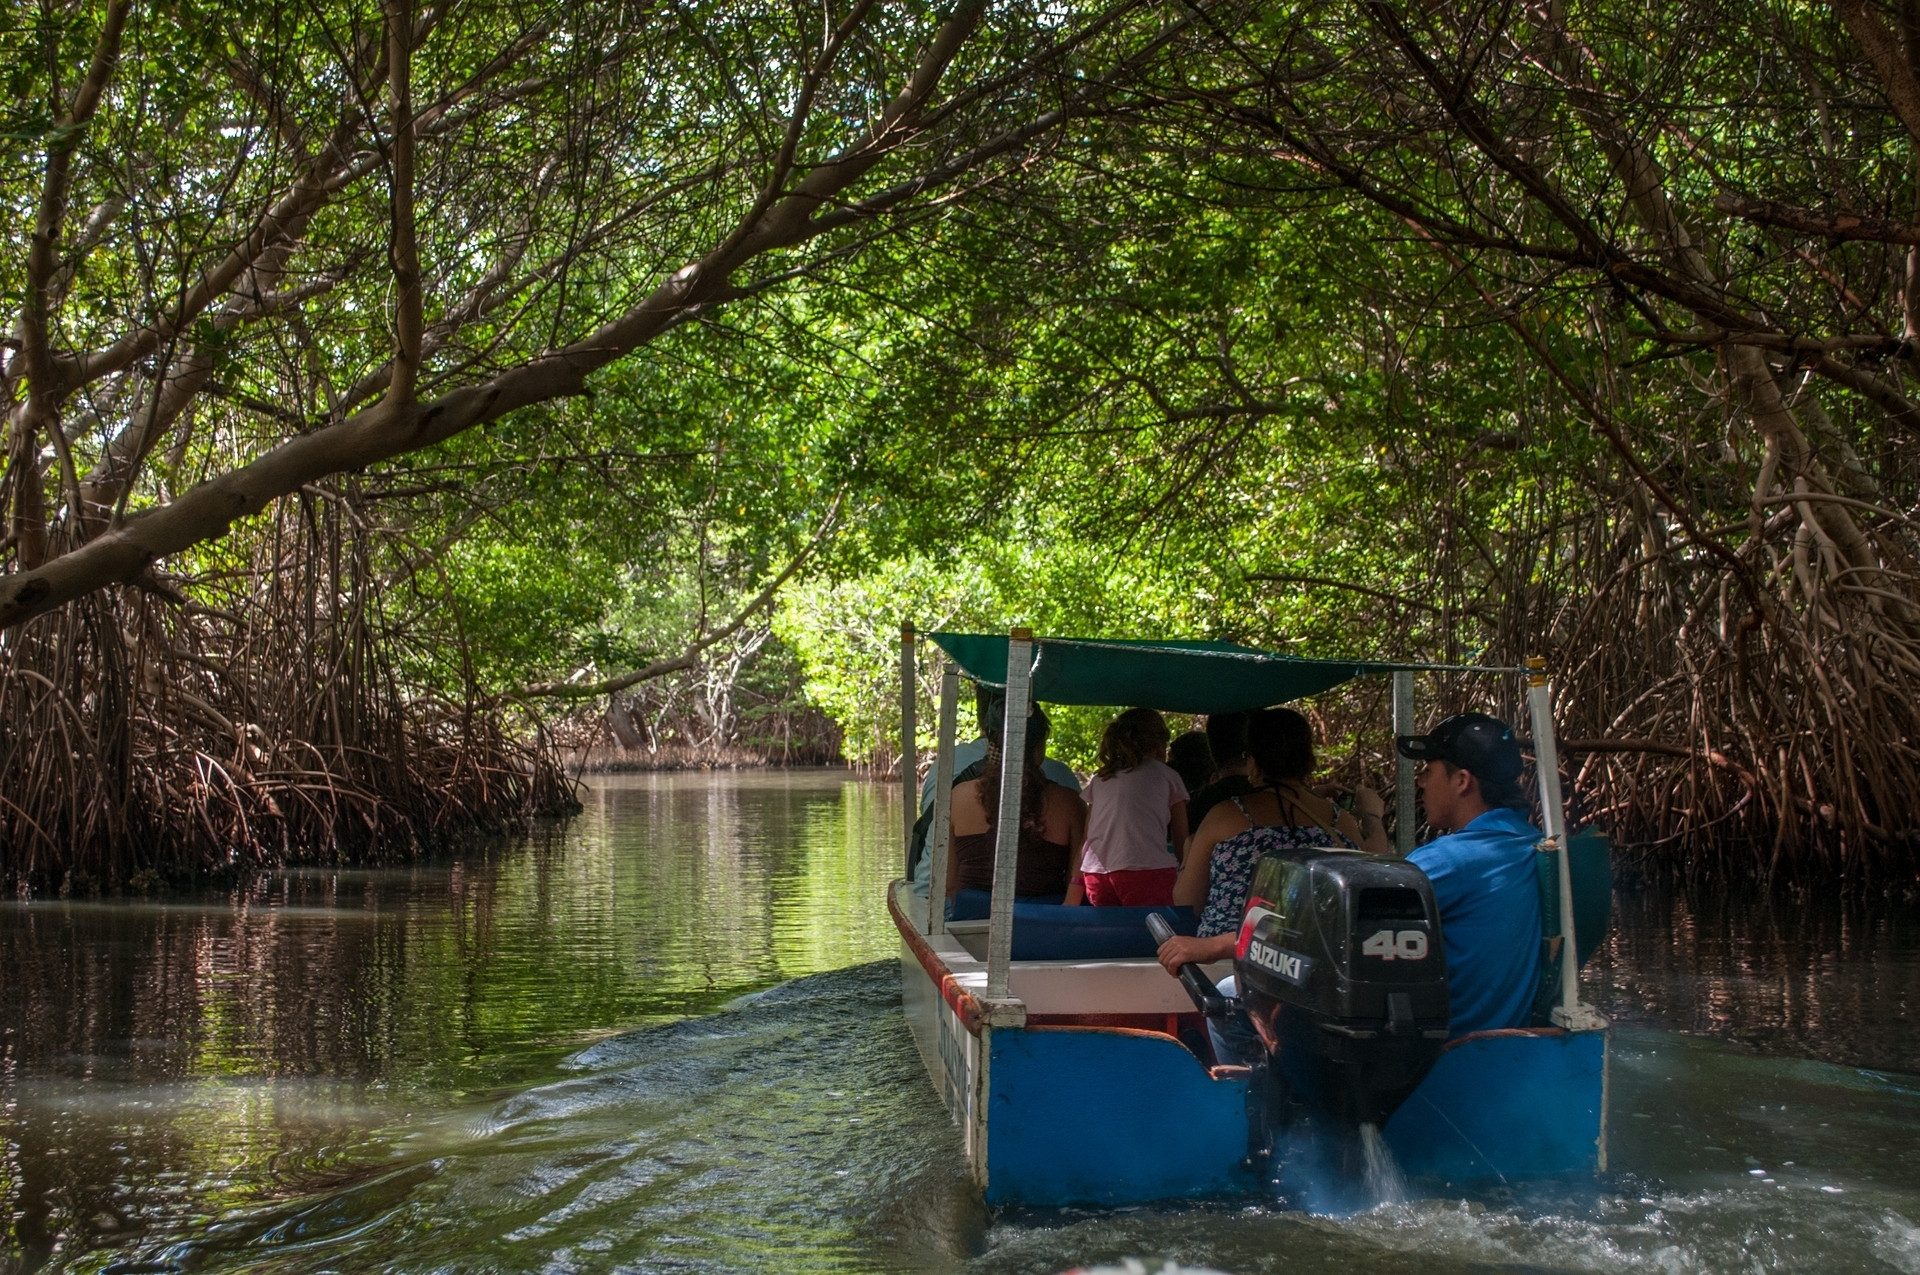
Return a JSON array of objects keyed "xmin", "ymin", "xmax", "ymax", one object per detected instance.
[{"xmin": 1146, "ymin": 912, "xmax": 1229, "ymax": 1017}]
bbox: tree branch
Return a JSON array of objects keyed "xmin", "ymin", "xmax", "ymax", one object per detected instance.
[
  {"xmin": 1648, "ymin": 329, "xmax": 1907, "ymax": 355},
  {"xmin": 709, "ymin": 0, "xmax": 880, "ymax": 267},
  {"xmin": 0, "ymin": 0, "xmax": 1002, "ymax": 629},
  {"xmin": 58, "ymin": 139, "xmax": 375, "ymax": 396},
  {"xmin": 55, "ymin": 16, "xmax": 549, "ymax": 400},
  {"xmin": 1837, "ymin": 0, "xmax": 1920, "ymax": 147},
  {"xmin": 11, "ymin": 0, "xmax": 132, "ymax": 557},
  {"xmin": 521, "ymin": 494, "xmax": 843, "ymax": 699},
  {"xmin": 1810, "ymin": 353, "xmax": 1920, "ymax": 432},
  {"xmin": 1557, "ymin": 737, "xmax": 1759, "ymax": 788},
  {"xmin": 1713, "ymin": 192, "xmax": 1920, "ymax": 245},
  {"xmin": 387, "ymin": 0, "xmax": 423, "ymax": 402}
]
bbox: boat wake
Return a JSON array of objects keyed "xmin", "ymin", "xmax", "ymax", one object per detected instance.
[
  {"xmin": 67, "ymin": 984, "xmax": 1920, "ymax": 1275},
  {"xmin": 80, "ymin": 963, "xmax": 986, "ymax": 1274},
  {"xmin": 1264, "ymin": 1119, "xmax": 1412, "ymax": 1216}
]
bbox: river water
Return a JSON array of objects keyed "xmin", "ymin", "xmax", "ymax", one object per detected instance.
[{"xmin": 2, "ymin": 771, "xmax": 1917, "ymax": 1274}]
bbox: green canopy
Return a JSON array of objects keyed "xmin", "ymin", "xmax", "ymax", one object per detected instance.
[{"xmin": 927, "ymin": 632, "xmax": 1388, "ymax": 714}]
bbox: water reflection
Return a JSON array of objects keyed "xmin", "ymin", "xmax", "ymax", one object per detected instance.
[
  {"xmin": 3, "ymin": 774, "xmax": 1919, "ymax": 1274},
  {"xmin": 1593, "ymin": 886, "xmax": 1920, "ymax": 1072},
  {"xmin": 0, "ymin": 770, "xmax": 900, "ymax": 1270}
]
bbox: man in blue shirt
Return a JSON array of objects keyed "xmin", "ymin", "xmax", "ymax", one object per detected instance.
[{"xmin": 1396, "ymin": 713, "xmax": 1542, "ymax": 1037}]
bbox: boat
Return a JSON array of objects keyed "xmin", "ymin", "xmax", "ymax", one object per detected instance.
[{"xmin": 889, "ymin": 627, "xmax": 1612, "ymax": 1208}]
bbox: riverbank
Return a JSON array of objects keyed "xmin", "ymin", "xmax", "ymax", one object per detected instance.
[{"xmin": 565, "ymin": 744, "xmax": 853, "ymax": 774}]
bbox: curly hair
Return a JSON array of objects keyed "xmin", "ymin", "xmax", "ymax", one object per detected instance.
[{"xmin": 1094, "ymin": 707, "xmax": 1172, "ymax": 779}]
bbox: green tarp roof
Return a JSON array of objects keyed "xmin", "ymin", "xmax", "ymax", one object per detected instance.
[{"xmin": 927, "ymin": 632, "xmax": 1388, "ymax": 714}]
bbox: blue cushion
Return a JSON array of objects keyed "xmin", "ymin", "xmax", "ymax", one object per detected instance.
[{"xmin": 945, "ymin": 890, "xmax": 1199, "ymax": 960}]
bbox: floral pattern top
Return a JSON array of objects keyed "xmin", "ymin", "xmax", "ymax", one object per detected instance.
[{"xmin": 1196, "ymin": 803, "xmax": 1355, "ymax": 938}]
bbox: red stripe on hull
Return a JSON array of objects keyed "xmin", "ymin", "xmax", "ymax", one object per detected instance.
[{"xmin": 889, "ymin": 882, "xmax": 986, "ymax": 1036}]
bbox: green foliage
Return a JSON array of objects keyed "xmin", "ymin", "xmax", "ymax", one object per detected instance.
[
  {"xmin": 14, "ymin": 0, "xmax": 1920, "ymax": 867},
  {"xmin": 435, "ymin": 539, "xmax": 610, "ymax": 691},
  {"xmin": 391, "ymin": 76, "xmax": 1589, "ymax": 760},
  {"xmin": 776, "ymin": 525, "xmax": 1207, "ymax": 768}
]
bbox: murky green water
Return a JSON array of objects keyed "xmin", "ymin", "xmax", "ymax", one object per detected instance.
[{"xmin": 2, "ymin": 771, "xmax": 1918, "ymax": 1273}]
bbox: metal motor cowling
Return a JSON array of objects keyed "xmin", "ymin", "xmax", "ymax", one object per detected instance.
[{"xmin": 1233, "ymin": 848, "xmax": 1450, "ymax": 1143}]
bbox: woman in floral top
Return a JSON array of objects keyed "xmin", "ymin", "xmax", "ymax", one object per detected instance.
[{"xmin": 1156, "ymin": 707, "xmax": 1390, "ymax": 973}]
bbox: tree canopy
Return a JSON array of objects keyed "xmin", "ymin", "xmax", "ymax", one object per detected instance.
[{"xmin": 8, "ymin": 0, "xmax": 1920, "ymax": 885}]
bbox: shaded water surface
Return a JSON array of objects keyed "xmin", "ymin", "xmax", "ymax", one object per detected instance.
[{"xmin": 2, "ymin": 771, "xmax": 1918, "ymax": 1273}]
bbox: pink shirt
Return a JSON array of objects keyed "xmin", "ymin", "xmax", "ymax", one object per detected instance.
[{"xmin": 1080, "ymin": 760, "xmax": 1189, "ymax": 874}]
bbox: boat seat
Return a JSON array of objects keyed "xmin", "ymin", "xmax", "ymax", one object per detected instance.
[{"xmin": 946, "ymin": 890, "xmax": 1199, "ymax": 960}]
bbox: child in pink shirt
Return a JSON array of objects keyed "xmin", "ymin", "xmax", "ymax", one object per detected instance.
[{"xmin": 1068, "ymin": 708, "xmax": 1190, "ymax": 906}]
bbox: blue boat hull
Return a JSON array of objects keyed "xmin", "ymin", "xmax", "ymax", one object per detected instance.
[
  {"xmin": 986, "ymin": 1027, "xmax": 1254, "ymax": 1204},
  {"xmin": 1385, "ymin": 1028, "xmax": 1608, "ymax": 1184},
  {"xmin": 893, "ymin": 884, "xmax": 1608, "ymax": 1208},
  {"xmin": 976, "ymin": 1021, "xmax": 1606, "ymax": 1206}
]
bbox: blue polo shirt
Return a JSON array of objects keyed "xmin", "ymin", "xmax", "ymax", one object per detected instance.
[{"xmin": 1408, "ymin": 807, "xmax": 1542, "ymax": 1036}]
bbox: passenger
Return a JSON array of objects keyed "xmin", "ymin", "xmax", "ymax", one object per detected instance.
[
  {"xmin": 1069, "ymin": 708, "xmax": 1190, "ymax": 907},
  {"xmin": 1157, "ymin": 708, "xmax": 1388, "ymax": 970},
  {"xmin": 1184, "ymin": 711, "xmax": 1255, "ymax": 833},
  {"xmin": 1395, "ymin": 713, "xmax": 1543, "ymax": 1037},
  {"xmin": 946, "ymin": 707, "xmax": 1086, "ymax": 902},
  {"xmin": 909, "ymin": 685, "xmax": 1080, "ymax": 896},
  {"xmin": 920, "ymin": 685, "xmax": 1082, "ymax": 806},
  {"xmin": 1167, "ymin": 730, "xmax": 1215, "ymax": 798},
  {"xmin": 1158, "ymin": 707, "xmax": 1385, "ymax": 1064}
]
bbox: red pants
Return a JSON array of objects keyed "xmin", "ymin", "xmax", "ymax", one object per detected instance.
[{"xmin": 1082, "ymin": 867, "xmax": 1178, "ymax": 907}]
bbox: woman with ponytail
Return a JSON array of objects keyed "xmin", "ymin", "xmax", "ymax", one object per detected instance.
[{"xmin": 946, "ymin": 705, "xmax": 1086, "ymax": 902}]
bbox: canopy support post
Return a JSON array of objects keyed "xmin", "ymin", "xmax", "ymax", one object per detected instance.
[
  {"xmin": 1392, "ymin": 670, "xmax": 1416, "ymax": 855},
  {"xmin": 1527, "ymin": 656, "xmax": 1603, "ymax": 1031},
  {"xmin": 984, "ymin": 628, "xmax": 1034, "ymax": 1010},
  {"xmin": 926, "ymin": 663, "xmax": 959, "ymax": 935},
  {"xmin": 900, "ymin": 621, "xmax": 916, "ymax": 879}
]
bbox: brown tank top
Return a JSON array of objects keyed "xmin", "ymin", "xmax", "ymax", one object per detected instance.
[{"xmin": 950, "ymin": 829, "xmax": 1072, "ymax": 898}]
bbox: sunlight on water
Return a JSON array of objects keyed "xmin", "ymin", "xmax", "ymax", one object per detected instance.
[
  {"xmin": 2, "ymin": 771, "xmax": 1919, "ymax": 1273},
  {"xmin": 0, "ymin": 770, "xmax": 904, "ymax": 1271}
]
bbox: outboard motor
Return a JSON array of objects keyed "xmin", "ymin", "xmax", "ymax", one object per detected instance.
[{"xmin": 1232, "ymin": 848, "xmax": 1449, "ymax": 1175}]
